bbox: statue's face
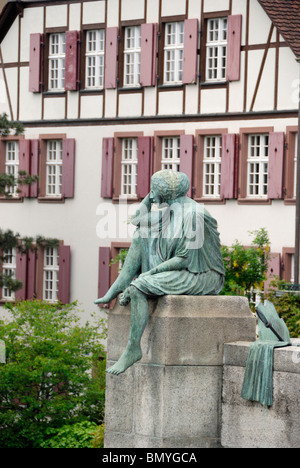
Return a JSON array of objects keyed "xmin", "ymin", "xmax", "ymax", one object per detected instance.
[{"xmin": 150, "ymin": 184, "xmax": 162, "ymax": 204}]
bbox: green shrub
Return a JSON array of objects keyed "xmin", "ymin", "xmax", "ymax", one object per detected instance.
[
  {"xmin": 40, "ymin": 421, "xmax": 99, "ymax": 448},
  {"xmin": 266, "ymin": 280, "xmax": 300, "ymax": 338},
  {"xmin": 0, "ymin": 300, "xmax": 107, "ymax": 448}
]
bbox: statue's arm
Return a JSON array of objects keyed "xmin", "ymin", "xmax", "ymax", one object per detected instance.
[{"xmin": 141, "ymin": 256, "xmax": 188, "ymax": 277}]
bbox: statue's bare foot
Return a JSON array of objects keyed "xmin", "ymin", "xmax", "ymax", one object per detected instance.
[
  {"xmin": 106, "ymin": 346, "xmax": 142, "ymax": 375},
  {"xmin": 119, "ymin": 287, "xmax": 131, "ymax": 306}
]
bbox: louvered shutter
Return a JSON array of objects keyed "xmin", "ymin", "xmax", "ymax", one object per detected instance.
[
  {"xmin": 220, "ymin": 134, "xmax": 239, "ymax": 199},
  {"xmin": 268, "ymin": 132, "xmax": 285, "ymax": 199},
  {"xmin": 140, "ymin": 23, "xmax": 157, "ymax": 87},
  {"xmin": 29, "ymin": 139, "xmax": 39, "ymax": 198},
  {"xmin": 179, "ymin": 135, "xmax": 194, "ymax": 197},
  {"xmin": 137, "ymin": 136, "xmax": 153, "ymax": 199},
  {"xmin": 18, "ymin": 139, "xmax": 31, "ymax": 197},
  {"xmin": 98, "ymin": 247, "xmax": 111, "ymax": 305},
  {"xmin": 58, "ymin": 245, "xmax": 71, "ymax": 304},
  {"xmin": 65, "ymin": 30, "xmax": 80, "ymax": 91},
  {"xmin": 62, "ymin": 139, "xmax": 75, "ymax": 198},
  {"xmin": 104, "ymin": 28, "xmax": 118, "ymax": 89},
  {"xmin": 29, "ymin": 33, "xmax": 44, "ymax": 93},
  {"xmin": 101, "ymin": 138, "xmax": 114, "ymax": 198},
  {"xmin": 226, "ymin": 15, "xmax": 242, "ymax": 82},
  {"xmin": 182, "ymin": 19, "xmax": 198, "ymax": 84},
  {"xmin": 15, "ymin": 251, "xmax": 27, "ymax": 300}
]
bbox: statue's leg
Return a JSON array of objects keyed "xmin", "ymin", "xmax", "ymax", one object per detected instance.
[
  {"xmin": 106, "ymin": 285, "xmax": 149, "ymax": 375},
  {"xmin": 95, "ymin": 235, "xmax": 141, "ymax": 304}
]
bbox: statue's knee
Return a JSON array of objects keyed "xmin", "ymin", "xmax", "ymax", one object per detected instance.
[{"xmin": 129, "ymin": 285, "xmax": 142, "ymax": 299}]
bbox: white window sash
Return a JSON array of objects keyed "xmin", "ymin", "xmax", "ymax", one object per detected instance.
[
  {"xmin": 247, "ymin": 134, "xmax": 269, "ymax": 198},
  {"xmin": 206, "ymin": 18, "xmax": 228, "ymax": 82},
  {"xmin": 164, "ymin": 22, "xmax": 184, "ymax": 84},
  {"xmin": 121, "ymin": 138, "xmax": 138, "ymax": 197},
  {"xmin": 161, "ymin": 137, "xmax": 180, "ymax": 171},
  {"xmin": 5, "ymin": 141, "xmax": 19, "ymax": 197},
  {"xmin": 85, "ymin": 29, "xmax": 105, "ymax": 89},
  {"xmin": 46, "ymin": 140, "xmax": 63, "ymax": 197},
  {"xmin": 2, "ymin": 248, "xmax": 16, "ymax": 300},
  {"xmin": 294, "ymin": 134, "xmax": 298, "ymax": 199},
  {"xmin": 202, "ymin": 136, "xmax": 222, "ymax": 198},
  {"xmin": 43, "ymin": 247, "xmax": 59, "ymax": 302},
  {"xmin": 123, "ymin": 26, "xmax": 141, "ymax": 87},
  {"xmin": 48, "ymin": 33, "xmax": 66, "ymax": 91}
]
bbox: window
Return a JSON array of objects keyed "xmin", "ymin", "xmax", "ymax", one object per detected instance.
[
  {"xmin": 85, "ymin": 29, "xmax": 105, "ymax": 89},
  {"xmin": 121, "ymin": 138, "xmax": 138, "ymax": 196},
  {"xmin": 203, "ymin": 136, "xmax": 222, "ymax": 198},
  {"xmin": 43, "ymin": 247, "xmax": 59, "ymax": 302},
  {"xmin": 48, "ymin": 33, "xmax": 66, "ymax": 91},
  {"xmin": 123, "ymin": 26, "xmax": 141, "ymax": 87},
  {"xmin": 2, "ymin": 248, "xmax": 16, "ymax": 301},
  {"xmin": 161, "ymin": 137, "xmax": 180, "ymax": 171},
  {"xmin": 164, "ymin": 22, "xmax": 184, "ymax": 84},
  {"xmin": 206, "ymin": 17, "xmax": 227, "ymax": 82},
  {"xmin": 5, "ymin": 141, "xmax": 19, "ymax": 197},
  {"xmin": 46, "ymin": 140, "xmax": 63, "ymax": 197},
  {"xmin": 247, "ymin": 134, "xmax": 269, "ymax": 198}
]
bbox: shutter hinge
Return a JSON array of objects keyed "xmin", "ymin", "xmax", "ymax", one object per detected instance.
[{"xmin": 284, "ymin": 142, "xmax": 288, "ymax": 150}]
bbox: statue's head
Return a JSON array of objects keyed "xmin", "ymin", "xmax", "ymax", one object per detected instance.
[{"xmin": 150, "ymin": 170, "xmax": 190, "ymax": 204}]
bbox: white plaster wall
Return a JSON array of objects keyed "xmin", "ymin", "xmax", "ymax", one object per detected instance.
[
  {"xmin": 158, "ymin": 90, "xmax": 183, "ymax": 115},
  {"xmin": 185, "ymin": 84, "xmax": 199, "ymax": 115},
  {"xmin": 1, "ymin": 16, "xmax": 18, "ymax": 64},
  {"xmin": 69, "ymin": 2, "xmax": 82, "ymax": 31},
  {"xmin": 118, "ymin": 93, "xmax": 142, "ymax": 117},
  {"xmin": 203, "ymin": 0, "xmax": 229, "ymax": 13},
  {"xmin": 188, "ymin": 0, "xmax": 202, "ymax": 19},
  {"xmin": 249, "ymin": 0, "xmax": 273, "ymax": 45},
  {"xmin": 67, "ymin": 92, "xmax": 80, "ymax": 120},
  {"xmin": 201, "ymin": 88, "xmax": 226, "ymax": 114},
  {"xmin": 82, "ymin": 1, "xmax": 106, "ymax": 25},
  {"xmin": 161, "ymin": 0, "xmax": 186, "ymax": 17},
  {"xmin": 246, "ymin": 49, "xmax": 264, "ymax": 112},
  {"xmin": 20, "ymin": 7, "xmax": 44, "ymax": 62},
  {"xmin": 104, "ymin": 89, "xmax": 117, "ymax": 117},
  {"xmin": 0, "ymin": 69, "xmax": 9, "ymax": 116},
  {"xmin": 231, "ymin": 0, "xmax": 247, "ymax": 46},
  {"xmin": 277, "ymin": 47, "xmax": 299, "ymax": 111},
  {"xmin": 46, "ymin": 5, "xmax": 68, "ymax": 28},
  {"xmin": 80, "ymin": 94, "xmax": 103, "ymax": 119},
  {"xmin": 143, "ymin": 87, "xmax": 157, "ymax": 116},
  {"xmin": 5, "ymin": 68, "xmax": 18, "ymax": 119},
  {"xmin": 43, "ymin": 97, "xmax": 65, "ymax": 120},
  {"xmin": 121, "ymin": 0, "xmax": 145, "ymax": 21},
  {"xmin": 106, "ymin": 0, "xmax": 119, "ymax": 28},
  {"xmin": 19, "ymin": 67, "xmax": 42, "ymax": 121},
  {"xmin": 146, "ymin": 0, "xmax": 159, "ymax": 23},
  {"xmin": 252, "ymin": 48, "xmax": 275, "ymax": 112}
]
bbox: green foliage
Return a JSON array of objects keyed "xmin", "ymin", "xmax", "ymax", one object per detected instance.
[
  {"xmin": 91, "ymin": 423, "xmax": 105, "ymax": 448},
  {"xmin": 221, "ymin": 228, "xmax": 270, "ymax": 301},
  {"xmin": 0, "ymin": 171, "xmax": 39, "ymax": 198},
  {"xmin": 109, "ymin": 248, "xmax": 129, "ymax": 271},
  {"xmin": 0, "ymin": 113, "xmax": 24, "ymax": 137},
  {"xmin": 266, "ymin": 280, "xmax": 300, "ymax": 338},
  {"xmin": 0, "ymin": 300, "xmax": 107, "ymax": 448},
  {"xmin": 40, "ymin": 421, "xmax": 100, "ymax": 449}
]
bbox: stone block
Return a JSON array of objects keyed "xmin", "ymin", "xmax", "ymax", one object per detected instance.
[
  {"xmin": 221, "ymin": 341, "xmax": 300, "ymax": 448},
  {"xmin": 105, "ymin": 295, "xmax": 256, "ymax": 448}
]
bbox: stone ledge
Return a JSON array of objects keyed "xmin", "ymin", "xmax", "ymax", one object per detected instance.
[
  {"xmin": 107, "ymin": 295, "xmax": 256, "ymax": 367},
  {"xmin": 224, "ymin": 340, "xmax": 300, "ymax": 374}
]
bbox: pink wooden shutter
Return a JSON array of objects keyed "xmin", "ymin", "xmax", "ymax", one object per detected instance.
[
  {"xmin": 220, "ymin": 134, "xmax": 239, "ymax": 199},
  {"xmin": 264, "ymin": 253, "xmax": 281, "ymax": 291},
  {"xmin": 58, "ymin": 245, "xmax": 71, "ymax": 304},
  {"xmin": 18, "ymin": 139, "xmax": 31, "ymax": 198},
  {"xmin": 137, "ymin": 136, "xmax": 153, "ymax": 199},
  {"xmin": 29, "ymin": 33, "xmax": 43, "ymax": 93},
  {"xmin": 268, "ymin": 132, "xmax": 285, "ymax": 199},
  {"xmin": 226, "ymin": 15, "xmax": 242, "ymax": 82},
  {"xmin": 101, "ymin": 138, "xmax": 114, "ymax": 198},
  {"xmin": 104, "ymin": 27, "xmax": 118, "ymax": 89},
  {"xmin": 29, "ymin": 139, "xmax": 39, "ymax": 198},
  {"xmin": 179, "ymin": 135, "xmax": 194, "ymax": 197},
  {"xmin": 140, "ymin": 23, "xmax": 157, "ymax": 87},
  {"xmin": 182, "ymin": 19, "xmax": 198, "ymax": 84},
  {"xmin": 62, "ymin": 139, "xmax": 75, "ymax": 198},
  {"xmin": 65, "ymin": 30, "xmax": 80, "ymax": 91},
  {"xmin": 98, "ymin": 247, "xmax": 111, "ymax": 305},
  {"xmin": 15, "ymin": 251, "xmax": 27, "ymax": 301},
  {"xmin": 27, "ymin": 249, "xmax": 36, "ymax": 300}
]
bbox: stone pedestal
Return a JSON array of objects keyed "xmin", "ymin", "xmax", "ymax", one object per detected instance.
[{"xmin": 104, "ymin": 295, "xmax": 256, "ymax": 448}]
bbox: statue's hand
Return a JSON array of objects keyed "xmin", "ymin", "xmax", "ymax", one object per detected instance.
[
  {"xmin": 119, "ymin": 287, "xmax": 131, "ymax": 306},
  {"xmin": 94, "ymin": 296, "xmax": 110, "ymax": 306}
]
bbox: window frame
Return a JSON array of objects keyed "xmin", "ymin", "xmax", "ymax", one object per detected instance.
[
  {"xmin": 282, "ymin": 247, "xmax": 295, "ymax": 283},
  {"xmin": 48, "ymin": 31, "xmax": 66, "ymax": 92},
  {"xmin": 246, "ymin": 133, "xmax": 269, "ymax": 199},
  {"xmin": 0, "ymin": 135, "xmax": 25, "ymax": 202},
  {"xmin": 1, "ymin": 247, "xmax": 17, "ymax": 301},
  {"xmin": 205, "ymin": 17, "xmax": 228, "ymax": 83},
  {"xmin": 238, "ymin": 127, "xmax": 274, "ymax": 204},
  {"xmin": 194, "ymin": 129, "xmax": 228, "ymax": 203},
  {"xmin": 38, "ymin": 134, "xmax": 67, "ymax": 202},
  {"xmin": 123, "ymin": 25, "xmax": 141, "ymax": 88},
  {"xmin": 153, "ymin": 130, "xmax": 185, "ymax": 174},
  {"xmin": 84, "ymin": 28, "xmax": 105, "ymax": 90},
  {"xmin": 163, "ymin": 20, "xmax": 185, "ymax": 85},
  {"xmin": 43, "ymin": 246, "xmax": 60, "ymax": 302},
  {"xmin": 112, "ymin": 132, "xmax": 143, "ymax": 202}
]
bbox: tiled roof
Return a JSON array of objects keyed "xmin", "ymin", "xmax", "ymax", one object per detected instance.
[{"xmin": 258, "ymin": 0, "xmax": 300, "ymax": 59}]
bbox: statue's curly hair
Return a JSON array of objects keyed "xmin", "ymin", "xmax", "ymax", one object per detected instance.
[{"xmin": 151, "ymin": 170, "xmax": 190, "ymax": 202}]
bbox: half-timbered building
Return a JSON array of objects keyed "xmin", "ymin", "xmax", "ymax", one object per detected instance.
[{"xmin": 0, "ymin": 0, "xmax": 299, "ymax": 318}]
